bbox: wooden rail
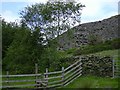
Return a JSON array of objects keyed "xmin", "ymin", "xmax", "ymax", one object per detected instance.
[{"xmin": 2, "ymin": 56, "xmax": 82, "ymax": 89}]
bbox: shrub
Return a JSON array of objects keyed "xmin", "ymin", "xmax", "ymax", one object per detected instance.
[
  {"xmin": 88, "ymin": 34, "xmax": 103, "ymax": 45},
  {"xmin": 111, "ymin": 38, "xmax": 120, "ymax": 49},
  {"xmin": 65, "ymin": 48, "xmax": 77, "ymax": 54},
  {"xmin": 73, "ymin": 38, "xmax": 120, "ymax": 56}
]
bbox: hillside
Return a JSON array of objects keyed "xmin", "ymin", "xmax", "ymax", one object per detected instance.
[{"xmin": 57, "ymin": 15, "xmax": 119, "ymax": 50}]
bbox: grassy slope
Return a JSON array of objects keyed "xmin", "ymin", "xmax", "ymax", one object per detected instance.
[
  {"xmin": 88, "ymin": 49, "xmax": 119, "ymax": 59},
  {"xmin": 63, "ymin": 49, "xmax": 119, "ymax": 88},
  {"xmin": 63, "ymin": 76, "xmax": 118, "ymax": 88}
]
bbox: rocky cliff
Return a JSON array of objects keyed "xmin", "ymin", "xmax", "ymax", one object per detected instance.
[{"xmin": 57, "ymin": 15, "xmax": 119, "ymax": 50}]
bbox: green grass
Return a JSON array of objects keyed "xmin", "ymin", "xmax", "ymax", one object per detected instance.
[
  {"xmin": 63, "ymin": 75, "xmax": 118, "ymax": 88},
  {"xmin": 79, "ymin": 49, "xmax": 120, "ymax": 62},
  {"xmin": 62, "ymin": 49, "xmax": 119, "ymax": 88},
  {"xmin": 88, "ymin": 49, "xmax": 119, "ymax": 58},
  {"xmin": 2, "ymin": 76, "xmax": 36, "ymax": 88},
  {"xmin": 89, "ymin": 49, "xmax": 120, "ymax": 66}
]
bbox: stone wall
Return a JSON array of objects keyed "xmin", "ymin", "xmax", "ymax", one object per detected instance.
[
  {"xmin": 81, "ymin": 55, "xmax": 113, "ymax": 77},
  {"xmin": 57, "ymin": 15, "xmax": 119, "ymax": 50}
]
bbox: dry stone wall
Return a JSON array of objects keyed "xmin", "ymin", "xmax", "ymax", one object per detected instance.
[{"xmin": 81, "ymin": 55, "xmax": 113, "ymax": 77}]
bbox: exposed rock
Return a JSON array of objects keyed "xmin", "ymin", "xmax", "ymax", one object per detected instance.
[{"xmin": 57, "ymin": 15, "xmax": 119, "ymax": 50}]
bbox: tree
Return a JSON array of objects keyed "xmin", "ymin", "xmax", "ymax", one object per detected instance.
[
  {"xmin": 2, "ymin": 19, "xmax": 18, "ymax": 58},
  {"xmin": 20, "ymin": 1, "xmax": 84, "ymax": 43},
  {"xmin": 47, "ymin": 1, "xmax": 84, "ymax": 35},
  {"xmin": 3, "ymin": 23, "xmax": 44, "ymax": 74}
]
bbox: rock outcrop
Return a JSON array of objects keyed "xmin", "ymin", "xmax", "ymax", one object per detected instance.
[{"xmin": 57, "ymin": 15, "xmax": 119, "ymax": 50}]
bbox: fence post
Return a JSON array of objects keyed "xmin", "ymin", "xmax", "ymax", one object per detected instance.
[
  {"xmin": 79, "ymin": 57, "xmax": 82, "ymax": 75},
  {"xmin": 45, "ymin": 68, "xmax": 48, "ymax": 88},
  {"xmin": 35, "ymin": 63, "xmax": 38, "ymax": 88},
  {"xmin": 35, "ymin": 63, "xmax": 38, "ymax": 79},
  {"xmin": 116, "ymin": 59, "xmax": 119, "ymax": 78},
  {"xmin": 6, "ymin": 71, "xmax": 9, "ymax": 89},
  {"xmin": 112, "ymin": 58, "xmax": 115, "ymax": 78},
  {"xmin": 62, "ymin": 67, "xmax": 64, "ymax": 86}
]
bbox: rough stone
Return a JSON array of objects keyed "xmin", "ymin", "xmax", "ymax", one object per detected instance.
[
  {"xmin": 81, "ymin": 55, "xmax": 113, "ymax": 77},
  {"xmin": 57, "ymin": 15, "xmax": 119, "ymax": 50}
]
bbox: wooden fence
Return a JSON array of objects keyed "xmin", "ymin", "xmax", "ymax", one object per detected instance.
[{"xmin": 1, "ymin": 56, "xmax": 82, "ymax": 89}]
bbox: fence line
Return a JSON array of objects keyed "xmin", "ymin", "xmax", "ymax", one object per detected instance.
[
  {"xmin": 2, "ymin": 56, "xmax": 119, "ymax": 89},
  {"xmin": 2, "ymin": 73, "xmax": 42, "ymax": 77},
  {"xmin": 2, "ymin": 56, "xmax": 82, "ymax": 89}
]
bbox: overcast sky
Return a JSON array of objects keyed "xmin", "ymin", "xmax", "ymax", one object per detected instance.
[{"xmin": 1, "ymin": 0, "xmax": 119, "ymax": 24}]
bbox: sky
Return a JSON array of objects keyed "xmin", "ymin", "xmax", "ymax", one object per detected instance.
[{"xmin": 1, "ymin": 0, "xmax": 119, "ymax": 24}]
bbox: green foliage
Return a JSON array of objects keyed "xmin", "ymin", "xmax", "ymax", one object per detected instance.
[
  {"xmin": 65, "ymin": 48, "xmax": 77, "ymax": 54},
  {"xmin": 39, "ymin": 47, "xmax": 73, "ymax": 72},
  {"xmin": 111, "ymin": 38, "xmax": 120, "ymax": 49},
  {"xmin": 2, "ymin": 21, "xmax": 44, "ymax": 74},
  {"xmin": 2, "ymin": 20, "xmax": 18, "ymax": 58},
  {"xmin": 66, "ymin": 29, "xmax": 75, "ymax": 40},
  {"xmin": 88, "ymin": 34, "xmax": 103, "ymax": 45},
  {"xmin": 2, "ymin": 20, "xmax": 75, "ymax": 74},
  {"xmin": 39, "ymin": 47, "xmax": 62, "ymax": 72},
  {"xmin": 74, "ymin": 38, "xmax": 120, "ymax": 56},
  {"xmin": 20, "ymin": 1, "xmax": 84, "ymax": 43}
]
